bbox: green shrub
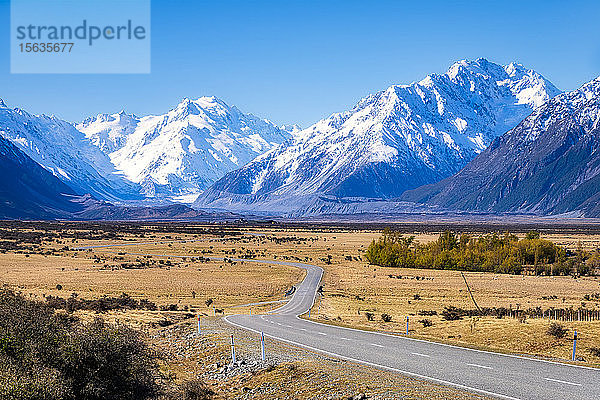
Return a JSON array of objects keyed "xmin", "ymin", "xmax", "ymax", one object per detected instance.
[{"xmin": 0, "ymin": 289, "xmax": 160, "ymax": 400}]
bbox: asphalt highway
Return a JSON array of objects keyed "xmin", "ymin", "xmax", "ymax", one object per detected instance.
[{"xmin": 225, "ymin": 259, "xmax": 600, "ymax": 400}]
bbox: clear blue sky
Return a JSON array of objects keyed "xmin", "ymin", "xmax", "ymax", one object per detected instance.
[{"xmin": 1, "ymin": 0, "xmax": 599, "ymax": 127}]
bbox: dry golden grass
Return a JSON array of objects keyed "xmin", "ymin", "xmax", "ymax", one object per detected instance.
[
  {"xmin": 2, "ymin": 225, "xmax": 600, "ymax": 366},
  {"xmin": 305, "ymin": 231, "xmax": 600, "ymax": 365},
  {"xmin": 0, "ymin": 232, "xmax": 304, "ymax": 311}
]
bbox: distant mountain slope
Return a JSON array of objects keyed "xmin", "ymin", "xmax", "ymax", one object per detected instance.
[
  {"xmin": 402, "ymin": 76, "xmax": 600, "ymax": 217},
  {"xmin": 77, "ymin": 97, "xmax": 294, "ymax": 200},
  {"xmin": 0, "ymin": 135, "xmax": 241, "ymax": 221},
  {"xmin": 195, "ymin": 58, "xmax": 560, "ymax": 215},
  {"xmin": 0, "ymin": 99, "xmax": 142, "ymax": 202},
  {"xmin": 0, "ymin": 135, "xmax": 84, "ymax": 219}
]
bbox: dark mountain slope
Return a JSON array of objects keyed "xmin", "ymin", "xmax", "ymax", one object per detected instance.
[{"xmin": 0, "ymin": 136, "xmax": 84, "ymax": 219}]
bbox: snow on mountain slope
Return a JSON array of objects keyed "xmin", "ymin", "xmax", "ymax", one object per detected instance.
[
  {"xmin": 194, "ymin": 58, "xmax": 560, "ymax": 215},
  {"xmin": 0, "ymin": 100, "xmax": 142, "ymax": 202},
  {"xmin": 77, "ymin": 97, "xmax": 292, "ymax": 200},
  {"xmin": 402, "ymin": 76, "xmax": 600, "ymax": 217}
]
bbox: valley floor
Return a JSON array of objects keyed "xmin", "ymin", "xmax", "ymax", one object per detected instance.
[{"xmin": 1, "ymin": 221, "xmax": 599, "ymax": 397}]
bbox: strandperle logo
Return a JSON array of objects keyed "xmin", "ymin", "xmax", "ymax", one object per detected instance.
[
  {"xmin": 11, "ymin": 0, "xmax": 150, "ymax": 74},
  {"xmin": 15, "ymin": 20, "xmax": 147, "ymax": 46}
]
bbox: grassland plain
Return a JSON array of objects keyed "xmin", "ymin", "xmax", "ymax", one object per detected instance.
[{"xmin": 1, "ymin": 222, "xmax": 599, "ymax": 398}]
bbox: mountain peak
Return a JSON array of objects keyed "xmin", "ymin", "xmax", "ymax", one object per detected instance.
[
  {"xmin": 0, "ymin": 98, "xmax": 7, "ymax": 108},
  {"xmin": 193, "ymin": 96, "xmax": 231, "ymax": 110},
  {"xmin": 77, "ymin": 95, "xmax": 293, "ymax": 201},
  {"xmin": 445, "ymin": 58, "xmax": 507, "ymax": 82},
  {"xmin": 578, "ymin": 75, "xmax": 600, "ymax": 96},
  {"xmin": 402, "ymin": 75, "xmax": 600, "ymax": 217},
  {"xmin": 171, "ymin": 96, "xmax": 232, "ymax": 119},
  {"xmin": 503, "ymin": 61, "xmax": 528, "ymax": 77}
]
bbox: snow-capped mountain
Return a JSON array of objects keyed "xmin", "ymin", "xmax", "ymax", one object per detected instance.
[
  {"xmin": 403, "ymin": 76, "xmax": 600, "ymax": 217},
  {"xmin": 194, "ymin": 58, "xmax": 560, "ymax": 215},
  {"xmin": 77, "ymin": 97, "xmax": 293, "ymax": 201},
  {"xmin": 0, "ymin": 99, "xmax": 143, "ymax": 202}
]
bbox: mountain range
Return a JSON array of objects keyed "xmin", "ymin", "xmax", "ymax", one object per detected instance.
[
  {"xmin": 194, "ymin": 58, "xmax": 561, "ymax": 215},
  {"xmin": 2, "ymin": 58, "xmax": 600, "ymax": 220},
  {"xmin": 0, "ymin": 99, "xmax": 142, "ymax": 203},
  {"xmin": 77, "ymin": 97, "xmax": 294, "ymax": 201},
  {"xmin": 403, "ymin": 76, "xmax": 600, "ymax": 218}
]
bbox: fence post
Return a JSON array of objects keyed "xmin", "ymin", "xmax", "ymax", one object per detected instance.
[
  {"xmin": 260, "ymin": 332, "xmax": 265, "ymax": 361},
  {"xmin": 572, "ymin": 331, "xmax": 577, "ymax": 361},
  {"xmin": 318, "ymin": 295, "xmax": 322, "ymax": 315},
  {"xmin": 197, "ymin": 314, "xmax": 201, "ymax": 335},
  {"xmin": 406, "ymin": 316, "xmax": 409, "ymax": 335},
  {"xmin": 231, "ymin": 334, "xmax": 236, "ymax": 364}
]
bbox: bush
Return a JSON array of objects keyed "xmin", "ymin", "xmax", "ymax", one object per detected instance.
[
  {"xmin": 179, "ymin": 379, "xmax": 214, "ymax": 400},
  {"xmin": 364, "ymin": 312, "xmax": 374, "ymax": 321},
  {"xmin": 419, "ymin": 319, "xmax": 433, "ymax": 327},
  {"xmin": 45, "ymin": 292, "xmax": 157, "ymax": 313},
  {"xmin": 381, "ymin": 313, "xmax": 392, "ymax": 322},
  {"xmin": 546, "ymin": 322, "xmax": 569, "ymax": 339},
  {"xmin": 158, "ymin": 319, "xmax": 174, "ymax": 327},
  {"xmin": 0, "ymin": 289, "xmax": 160, "ymax": 400},
  {"xmin": 441, "ymin": 306, "xmax": 464, "ymax": 321},
  {"xmin": 589, "ymin": 347, "xmax": 600, "ymax": 357}
]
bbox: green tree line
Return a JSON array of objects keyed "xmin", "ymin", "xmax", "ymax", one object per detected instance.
[{"xmin": 365, "ymin": 230, "xmax": 598, "ymax": 275}]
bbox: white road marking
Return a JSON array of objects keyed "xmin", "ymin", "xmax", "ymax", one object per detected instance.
[
  {"xmin": 299, "ymin": 328, "xmax": 307, "ymax": 331},
  {"xmin": 370, "ymin": 343, "xmax": 384, "ymax": 348},
  {"xmin": 317, "ymin": 332, "xmax": 328, "ymax": 336},
  {"xmin": 543, "ymin": 377, "xmax": 581, "ymax": 386},
  {"xmin": 226, "ymin": 315, "xmax": 522, "ymax": 400},
  {"xmin": 467, "ymin": 363, "xmax": 493, "ymax": 370},
  {"xmin": 299, "ymin": 315, "xmax": 599, "ymax": 371},
  {"xmin": 340, "ymin": 337, "xmax": 352, "ymax": 341},
  {"xmin": 411, "ymin": 352, "xmax": 431, "ymax": 358}
]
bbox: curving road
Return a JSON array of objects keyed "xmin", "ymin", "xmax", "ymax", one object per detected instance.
[
  {"xmin": 225, "ymin": 259, "xmax": 600, "ymax": 400},
  {"xmin": 76, "ymin": 239, "xmax": 600, "ymax": 400}
]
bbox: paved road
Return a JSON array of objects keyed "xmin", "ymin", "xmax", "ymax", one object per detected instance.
[
  {"xmin": 76, "ymin": 240, "xmax": 600, "ymax": 400},
  {"xmin": 224, "ymin": 259, "xmax": 600, "ymax": 400}
]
